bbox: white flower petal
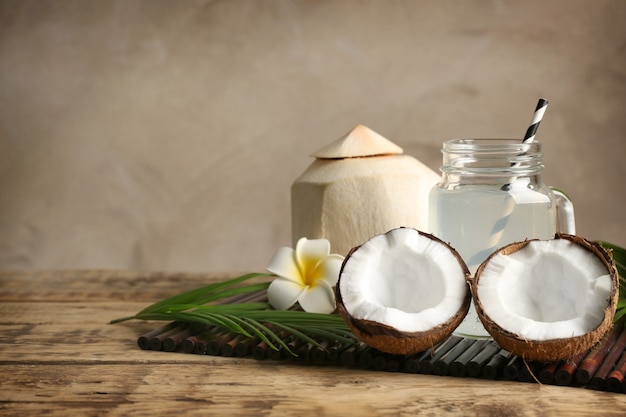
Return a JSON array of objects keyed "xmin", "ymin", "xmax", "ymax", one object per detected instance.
[
  {"xmin": 295, "ymin": 238, "xmax": 331, "ymax": 274},
  {"xmin": 313, "ymin": 254, "xmax": 344, "ymax": 287},
  {"xmin": 266, "ymin": 247, "xmax": 303, "ymax": 284},
  {"xmin": 298, "ymin": 280, "xmax": 336, "ymax": 314},
  {"xmin": 267, "ymin": 278, "xmax": 304, "ymax": 310}
]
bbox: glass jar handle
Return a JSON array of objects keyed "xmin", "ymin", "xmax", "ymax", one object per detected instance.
[{"xmin": 550, "ymin": 187, "xmax": 576, "ymax": 234}]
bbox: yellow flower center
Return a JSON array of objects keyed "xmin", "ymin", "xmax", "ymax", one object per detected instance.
[{"xmin": 299, "ymin": 255, "xmax": 322, "ymax": 287}]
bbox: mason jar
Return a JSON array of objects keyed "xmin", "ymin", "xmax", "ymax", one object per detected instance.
[{"xmin": 428, "ymin": 138, "xmax": 575, "ymax": 338}]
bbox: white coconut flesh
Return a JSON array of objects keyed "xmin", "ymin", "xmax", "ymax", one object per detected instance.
[
  {"xmin": 339, "ymin": 228, "xmax": 469, "ymax": 333},
  {"xmin": 477, "ymin": 239, "xmax": 613, "ymax": 341}
]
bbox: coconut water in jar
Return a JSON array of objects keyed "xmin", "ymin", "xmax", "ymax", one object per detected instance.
[{"xmin": 428, "ymin": 139, "xmax": 575, "ymax": 338}]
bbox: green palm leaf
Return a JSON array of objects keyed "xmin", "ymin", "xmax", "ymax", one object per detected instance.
[
  {"xmin": 597, "ymin": 241, "xmax": 626, "ymax": 325},
  {"xmin": 111, "ymin": 272, "xmax": 357, "ymax": 356},
  {"xmin": 139, "ymin": 273, "xmax": 271, "ymax": 315}
]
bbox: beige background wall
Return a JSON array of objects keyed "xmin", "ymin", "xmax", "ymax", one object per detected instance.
[{"xmin": 1, "ymin": 0, "xmax": 625, "ymax": 274}]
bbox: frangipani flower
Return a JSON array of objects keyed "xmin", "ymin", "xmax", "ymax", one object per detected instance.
[{"xmin": 266, "ymin": 238, "xmax": 344, "ymax": 314}]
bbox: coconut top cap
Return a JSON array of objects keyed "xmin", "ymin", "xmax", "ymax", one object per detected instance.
[{"xmin": 311, "ymin": 124, "xmax": 404, "ymax": 159}]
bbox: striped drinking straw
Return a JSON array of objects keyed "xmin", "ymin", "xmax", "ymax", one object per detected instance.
[
  {"xmin": 467, "ymin": 98, "xmax": 549, "ymax": 267},
  {"xmin": 522, "ymin": 98, "xmax": 549, "ymax": 145},
  {"xmin": 503, "ymin": 98, "xmax": 549, "ymax": 188}
]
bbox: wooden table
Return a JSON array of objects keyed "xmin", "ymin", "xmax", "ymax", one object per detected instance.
[{"xmin": 2, "ymin": 270, "xmax": 626, "ymax": 416}]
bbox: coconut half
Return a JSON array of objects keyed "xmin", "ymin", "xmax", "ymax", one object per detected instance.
[
  {"xmin": 473, "ymin": 234, "xmax": 619, "ymax": 361},
  {"xmin": 336, "ymin": 227, "xmax": 471, "ymax": 355}
]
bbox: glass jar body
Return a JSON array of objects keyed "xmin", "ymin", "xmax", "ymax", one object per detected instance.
[{"xmin": 428, "ymin": 139, "xmax": 560, "ymax": 338}]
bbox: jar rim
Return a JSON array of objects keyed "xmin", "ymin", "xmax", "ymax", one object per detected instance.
[
  {"xmin": 443, "ymin": 138, "xmax": 541, "ymax": 147},
  {"xmin": 442, "ymin": 138, "xmax": 541, "ymax": 154},
  {"xmin": 440, "ymin": 138, "xmax": 544, "ymax": 175},
  {"xmin": 445, "ymin": 138, "xmax": 540, "ymax": 143}
]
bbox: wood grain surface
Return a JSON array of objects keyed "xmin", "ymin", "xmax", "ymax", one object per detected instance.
[{"xmin": 1, "ymin": 270, "xmax": 625, "ymax": 416}]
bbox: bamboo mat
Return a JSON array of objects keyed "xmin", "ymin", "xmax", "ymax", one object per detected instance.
[{"xmin": 135, "ymin": 312, "xmax": 626, "ymax": 395}]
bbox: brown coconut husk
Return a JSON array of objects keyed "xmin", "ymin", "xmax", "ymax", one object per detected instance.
[
  {"xmin": 472, "ymin": 234, "xmax": 619, "ymax": 361},
  {"xmin": 335, "ymin": 228, "xmax": 472, "ymax": 355}
]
